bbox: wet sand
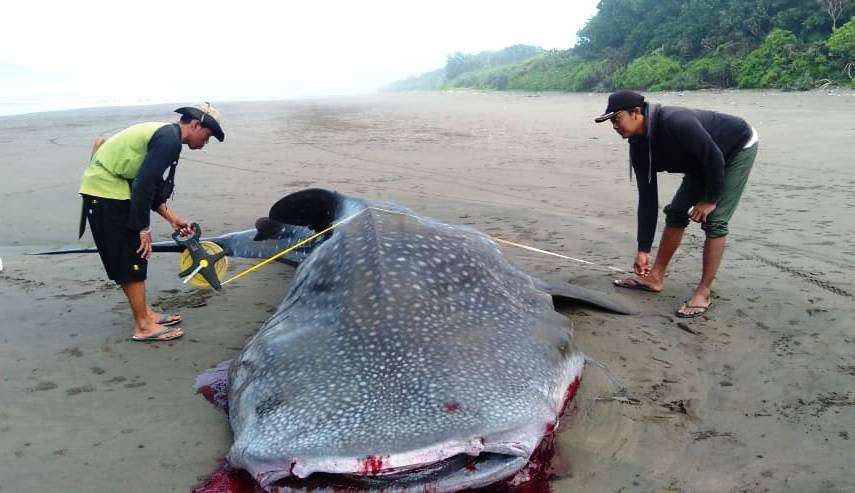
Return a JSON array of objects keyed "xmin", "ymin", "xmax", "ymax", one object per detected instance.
[{"xmin": 1, "ymin": 90, "xmax": 853, "ymax": 492}]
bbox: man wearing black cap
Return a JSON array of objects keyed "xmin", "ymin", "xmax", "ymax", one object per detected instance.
[
  {"xmin": 595, "ymin": 91, "xmax": 757, "ymax": 318},
  {"xmin": 79, "ymin": 102, "xmax": 225, "ymax": 341}
]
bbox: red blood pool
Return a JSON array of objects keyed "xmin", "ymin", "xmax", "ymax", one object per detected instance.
[
  {"xmin": 361, "ymin": 455, "xmax": 385, "ymax": 475},
  {"xmin": 192, "ymin": 462, "xmax": 263, "ymax": 493}
]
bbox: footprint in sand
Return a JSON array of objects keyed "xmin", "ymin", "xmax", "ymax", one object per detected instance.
[
  {"xmin": 29, "ymin": 381, "xmax": 58, "ymax": 392},
  {"xmin": 66, "ymin": 385, "xmax": 94, "ymax": 396}
]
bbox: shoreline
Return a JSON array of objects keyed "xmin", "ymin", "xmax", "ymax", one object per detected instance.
[{"xmin": 4, "ymin": 87, "xmax": 853, "ymax": 119}]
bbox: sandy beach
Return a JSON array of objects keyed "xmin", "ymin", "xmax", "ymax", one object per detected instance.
[{"xmin": 1, "ymin": 90, "xmax": 853, "ymax": 492}]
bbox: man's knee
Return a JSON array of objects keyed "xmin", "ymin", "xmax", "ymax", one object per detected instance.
[
  {"xmin": 702, "ymin": 220, "xmax": 729, "ymax": 238},
  {"xmin": 663, "ymin": 204, "xmax": 690, "ymax": 229}
]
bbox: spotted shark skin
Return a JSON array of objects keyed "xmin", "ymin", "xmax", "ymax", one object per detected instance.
[
  {"xmin": 220, "ymin": 189, "xmax": 629, "ymax": 491},
  {"xmin": 147, "ymin": 219, "xmax": 318, "ymax": 266}
]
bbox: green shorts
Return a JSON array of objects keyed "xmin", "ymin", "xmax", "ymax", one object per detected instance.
[{"xmin": 663, "ymin": 143, "xmax": 757, "ymax": 238}]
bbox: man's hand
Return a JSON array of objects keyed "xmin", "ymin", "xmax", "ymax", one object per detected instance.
[
  {"xmin": 156, "ymin": 204, "xmax": 194, "ymax": 236},
  {"xmin": 170, "ymin": 216, "xmax": 194, "ymax": 236},
  {"xmin": 690, "ymin": 201, "xmax": 717, "ymax": 223},
  {"xmin": 137, "ymin": 229, "xmax": 152, "ymax": 259},
  {"xmin": 633, "ymin": 251, "xmax": 651, "ymax": 277}
]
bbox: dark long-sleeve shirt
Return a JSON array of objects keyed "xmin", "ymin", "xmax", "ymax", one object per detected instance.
[
  {"xmin": 127, "ymin": 124, "xmax": 182, "ymax": 231},
  {"xmin": 630, "ymin": 105, "xmax": 752, "ymax": 252}
]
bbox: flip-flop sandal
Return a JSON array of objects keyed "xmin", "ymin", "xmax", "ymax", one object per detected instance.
[
  {"xmin": 613, "ymin": 278, "xmax": 660, "ymax": 293},
  {"xmin": 131, "ymin": 327, "xmax": 184, "ymax": 342},
  {"xmin": 676, "ymin": 303, "xmax": 713, "ymax": 319},
  {"xmin": 157, "ymin": 314, "xmax": 182, "ymax": 326}
]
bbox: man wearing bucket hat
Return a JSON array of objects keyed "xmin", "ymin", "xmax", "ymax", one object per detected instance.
[
  {"xmin": 78, "ymin": 102, "xmax": 225, "ymax": 341},
  {"xmin": 595, "ymin": 91, "xmax": 758, "ymax": 318}
]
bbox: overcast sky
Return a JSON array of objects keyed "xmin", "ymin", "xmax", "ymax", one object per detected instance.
[{"xmin": 0, "ymin": 0, "xmax": 599, "ymax": 112}]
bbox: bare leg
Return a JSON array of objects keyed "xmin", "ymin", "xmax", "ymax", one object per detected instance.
[
  {"xmin": 121, "ymin": 281, "xmax": 183, "ymax": 339},
  {"xmin": 646, "ymin": 226, "xmax": 685, "ymax": 285},
  {"xmin": 678, "ymin": 236, "xmax": 726, "ymax": 316},
  {"xmin": 145, "ymin": 305, "xmax": 181, "ymax": 325},
  {"xmin": 615, "ymin": 226, "xmax": 685, "ymax": 292},
  {"xmin": 118, "ymin": 284, "xmax": 180, "ymax": 326}
]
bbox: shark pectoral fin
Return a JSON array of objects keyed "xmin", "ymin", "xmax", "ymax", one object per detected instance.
[
  {"xmin": 254, "ymin": 217, "xmax": 285, "ymax": 241},
  {"xmin": 537, "ymin": 279, "xmax": 634, "ymax": 315},
  {"xmin": 269, "ymin": 188, "xmax": 339, "ymax": 231}
]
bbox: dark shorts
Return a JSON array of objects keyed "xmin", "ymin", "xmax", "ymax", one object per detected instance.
[{"xmin": 82, "ymin": 194, "xmax": 147, "ymax": 285}]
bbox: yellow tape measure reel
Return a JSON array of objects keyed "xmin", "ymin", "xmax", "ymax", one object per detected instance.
[{"xmin": 178, "ymin": 241, "xmax": 228, "ymax": 288}]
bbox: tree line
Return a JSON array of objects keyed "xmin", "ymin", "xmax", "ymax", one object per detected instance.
[{"xmin": 385, "ymin": 0, "xmax": 855, "ymax": 92}]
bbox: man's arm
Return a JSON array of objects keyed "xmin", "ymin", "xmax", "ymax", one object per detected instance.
[
  {"xmin": 90, "ymin": 138, "xmax": 105, "ymax": 158},
  {"xmin": 127, "ymin": 129, "xmax": 181, "ymax": 232},
  {"xmin": 631, "ymin": 153, "xmax": 658, "ymax": 276},
  {"xmin": 635, "ymin": 160, "xmax": 658, "ymax": 254},
  {"xmin": 155, "ymin": 203, "xmax": 193, "ymax": 236}
]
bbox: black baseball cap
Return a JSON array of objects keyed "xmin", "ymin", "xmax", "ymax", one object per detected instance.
[{"xmin": 594, "ymin": 91, "xmax": 645, "ymax": 123}]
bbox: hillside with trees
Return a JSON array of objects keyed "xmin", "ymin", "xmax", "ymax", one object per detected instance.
[
  {"xmin": 383, "ymin": 45, "xmax": 544, "ymax": 91},
  {"xmin": 385, "ymin": 1, "xmax": 855, "ymax": 92}
]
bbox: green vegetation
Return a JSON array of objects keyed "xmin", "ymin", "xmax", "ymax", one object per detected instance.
[
  {"xmin": 827, "ymin": 16, "xmax": 855, "ymax": 85},
  {"xmin": 381, "ymin": 45, "xmax": 543, "ymax": 92},
  {"xmin": 734, "ymin": 29, "xmax": 830, "ymax": 90},
  {"xmin": 445, "ymin": 45, "xmax": 543, "ymax": 79},
  {"xmin": 829, "ymin": 17, "xmax": 855, "ymax": 56},
  {"xmin": 387, "ymin": 2, "xmax": 855, "ymax": 92},
  {"xmin": 443, "ymin": 52, "xmax": 613, "ymax": 91},
  {"xmin": 615, "ymin": 51, "xmax": 683, "ymax": 91},
  {"xmin": 381, "ymin": 68, "xmax": 445, "ymax": 92}
]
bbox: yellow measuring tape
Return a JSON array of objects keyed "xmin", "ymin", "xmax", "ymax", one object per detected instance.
[
  {"xmin": 220, "ymin": 210, "xmax": 366, "ymax": 286},
  {"xmin": 179, "ymin": 241, "xmax": 229, "ymax": 288},
  {"xmin": 212, "ymin": 206, "xmax": 627, "ymax": 288},
  {"xmin": 492, "ymin": 238, "xmax": 627, "ymax": 273}
]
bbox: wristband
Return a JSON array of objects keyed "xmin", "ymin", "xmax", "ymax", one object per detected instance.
[{"xmin": 139, "ymin": 228, "xmax": 151, "ymax": 236}]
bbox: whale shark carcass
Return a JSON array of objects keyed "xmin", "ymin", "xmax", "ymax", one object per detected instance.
[{"xmin": 208, "ymin": 188, "xmax": 630, "ymax": 491}]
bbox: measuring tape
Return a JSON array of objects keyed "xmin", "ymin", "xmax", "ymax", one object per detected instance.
[
  {"xmin": 220, "ymin": 209, "xmax": 365, "ymax": 286},
  {"xmin": 179, "ymin": 241, "xmax": 229, "ymax": 288},
  {"xmin": 172, "ymin": 223, "xmax": 228, "ymax": 289},
  {"xmin": 185, "ymin": 207, "xmax": 627, "ymax": 289}
]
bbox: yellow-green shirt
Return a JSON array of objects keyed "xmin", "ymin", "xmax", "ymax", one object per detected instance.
[
  {"xmin": 80, "ymin": 122, "xmax": 183, "ymax": 230},
  {"xmin": 79, "ymin": 122, "xmax": 172, "ymax": 200}
]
